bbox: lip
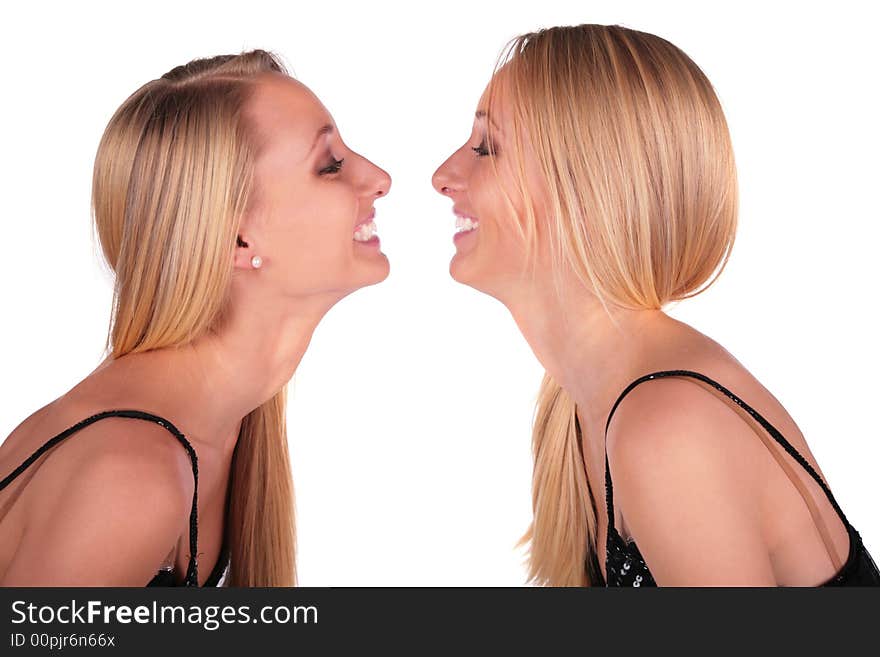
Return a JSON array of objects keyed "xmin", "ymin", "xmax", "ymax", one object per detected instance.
[
  {"xmin": 354, "ymin": 208, "xmax": 376, "ymax": 229},
  {"xmin": 452, "ymin": 206, "xmax": 478, "ymax": 221},
  {"xmin": 453, "ymin": 228, "xmax": 477, "ymax": 245},
  {"xmin": 452, "ymin": 205, "xmax": 479, "ymax": 247},
  {"xmin": 355, "ymin": 234, "xmax": 380, "ymax": 247}
]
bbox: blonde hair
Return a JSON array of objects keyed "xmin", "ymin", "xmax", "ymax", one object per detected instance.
[
  {"xmin": 482, "ymin": 25, "xmax": 739, "ymax": 585},
  {"xmin": 91, "ymin": 50, "xmax": 296, "ymax": 586}
]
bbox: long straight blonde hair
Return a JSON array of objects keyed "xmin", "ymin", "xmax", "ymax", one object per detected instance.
[
  {"xmin": 481, "ymin": 25, "xmax": 739, "ymax": 585},
  {"xmin": 91, "ymin": 50, "xmax": 296, "ymax": 586}
]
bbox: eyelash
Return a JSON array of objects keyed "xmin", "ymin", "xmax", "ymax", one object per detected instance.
[
  {"xmin": 319, "ymin": 157, "xmax": 345, "ymax": 175},
  {"xmin": 471, "ymin": 139, "xmax": 495, "ymax": 157}
]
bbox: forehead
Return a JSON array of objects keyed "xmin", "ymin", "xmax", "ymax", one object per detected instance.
[
  {"xmin": 476, "ymin": 68, "xmax": 512, "ymax": 126},
  {"xmin": 247, "ymin": 73, "xmax": 333, "ymax": 159}
]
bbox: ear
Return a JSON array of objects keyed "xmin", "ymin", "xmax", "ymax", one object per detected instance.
[{"xmin": 233, "ymin": 234, "xmax": 263, "ymax": 270}]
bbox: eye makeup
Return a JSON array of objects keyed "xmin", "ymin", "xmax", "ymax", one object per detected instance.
[
  {"xmin": 471, "ymin": 137, "xmax": 496, "ymax": 157},
  {"xmin": 319, "ymin": 156, "xmax": 345, "ymax": 175}
]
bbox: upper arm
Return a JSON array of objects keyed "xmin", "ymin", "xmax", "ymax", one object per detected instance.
[
  {"xmin": 607, "ymin": 377, "xmax": 777, "ymax": 586},
  {"xmin": 1, "ymin": 427, "xmax": 194, "ymax": 586}
]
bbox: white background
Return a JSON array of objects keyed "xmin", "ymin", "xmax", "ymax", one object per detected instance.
[{"xmin": 1, "ymin": 1, "xmax": 877, "ymax": 585}]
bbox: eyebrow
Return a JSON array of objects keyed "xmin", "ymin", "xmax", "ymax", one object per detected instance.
[
  {"xmin": 307, "ymin": 123, "xmax": 334, "ymax": 156},
  {"xmin": 475, "ymin": 109, "xmax": 501, "ymax": 133}
]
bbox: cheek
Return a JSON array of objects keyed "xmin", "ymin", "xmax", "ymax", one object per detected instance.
[
  {"xmin": 468, "ymin": 165, "xmax": 501, "ymax": 226},
  {"xmin": 267, "ymin": 184, "xmax": 355, "ymax": 273},
  {"xmin": 469, "ymin": 163, "xmax": 524, "ymax": 239}
]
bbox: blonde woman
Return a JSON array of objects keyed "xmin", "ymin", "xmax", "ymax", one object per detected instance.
[
  {"xmin": 0, "ymin": 50, "xmax": 390, "ymax": 586},
  {"xmin": 432, "ymin": 24, "xmax": 879, "ymax": 587}
]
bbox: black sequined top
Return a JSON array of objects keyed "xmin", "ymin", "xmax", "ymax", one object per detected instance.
[
  {"xmin": 588, "ymin": 370, "xmax": 880, "ymax": 587},
  {"xmin": 1, "ymin": 409, "xmax": 230, "ymax": 587}
]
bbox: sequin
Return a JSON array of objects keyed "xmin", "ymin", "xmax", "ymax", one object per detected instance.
[{"xmin": 603, "ymin": 525, "xmax": 657, "ymax": 587}]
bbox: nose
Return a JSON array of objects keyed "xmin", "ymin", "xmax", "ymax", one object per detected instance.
[
  {"xmin": 432, "ymin": 157, "xmax": 459, "ymax": 197},
  {"xmin": 371, "ymin": 164, "xmax": 392, "ymax": 198}
]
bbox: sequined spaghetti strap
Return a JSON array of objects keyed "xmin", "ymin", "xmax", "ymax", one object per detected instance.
[{"xmin": 0, "ymin": 409, "xmax": 201, "ymax": 586}]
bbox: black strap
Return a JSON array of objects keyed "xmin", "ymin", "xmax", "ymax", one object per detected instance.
[
  {"xmin": 602, "ymin": 369, "xmax": 851, "ymax": 537},
  {"xmin": 0, "ymin": 409, "xmax": 200, "ymax": 586}
]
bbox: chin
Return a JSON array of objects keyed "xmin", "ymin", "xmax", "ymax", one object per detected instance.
[
  {"xmin": 451, "ymin": 257, "xmax": 517, "ymax": 305},
  {"xmin": 449, "ymin": 253, "xmax": 467, "ymax": 285},
  {"xmin": 449, "ymin": 254, "xmax": 484, "ymax": 293},
  {"xmin": 373, "ymin": 259, "xmax": 391, "ymax": 284},
  {"xmin": 357, "ymin": 255, "xmax": 391, "ymax": 287}
]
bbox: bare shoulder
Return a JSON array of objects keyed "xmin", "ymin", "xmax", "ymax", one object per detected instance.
[
  {"xmin": 606, "ymin": 373, "xmax": 765, "ymax": 467},
  {"xmin": 30, "ymin": 410, "xmax": 195, "ymax": 493},
  {"xmin": 605, "ymin": 374, "xmax": 776, "ymax": 585},
  {"xmin": 61, "ymin": 415, "xmax": 196, "ymax": 501},
  {"xmin": 0, "ymin": 413, "xmax": 194, "ymax": 585},
  {"xmin": 47, "ymin": 424, "xmax": 195, "ymax": 520}
]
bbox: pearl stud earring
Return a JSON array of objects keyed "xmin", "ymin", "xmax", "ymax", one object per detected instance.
[{"xmin": 251, "ymin": 255, "xmax": 263, "ymax": 269}]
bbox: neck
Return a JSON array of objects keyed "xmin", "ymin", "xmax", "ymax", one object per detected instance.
[
  {"xmin": 98, "ymin": 286, "xmax": 340, "ymax": 457},
  {"xmin": 499, "ymin": 274, "xmax": 678, "ymax": 432}
]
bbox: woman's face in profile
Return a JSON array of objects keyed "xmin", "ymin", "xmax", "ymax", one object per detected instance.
[
  {"xmin": 237, "ymin": 73, "xmax": 392, "ymax": 301},
  {"xmin": 432, "ymin": 70, "xmax": 550, "ymax": 300}
]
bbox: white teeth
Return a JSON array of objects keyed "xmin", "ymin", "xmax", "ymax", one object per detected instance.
[
  {"xmin": 353, "ymin": 220, "xmax": 377, "ymax": 241},
  {"xmin": 455, "ymin": 215, "xmax": 480, "ymax": 232}
]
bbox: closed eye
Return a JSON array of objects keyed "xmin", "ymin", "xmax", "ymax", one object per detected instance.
[
  {"xmin": 319, "ymin": 157, "xmax": 345, "ymax": 175},
  {"xmin": 471, "ymin": 139, "xmax": 495, "ymax": 157}
]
